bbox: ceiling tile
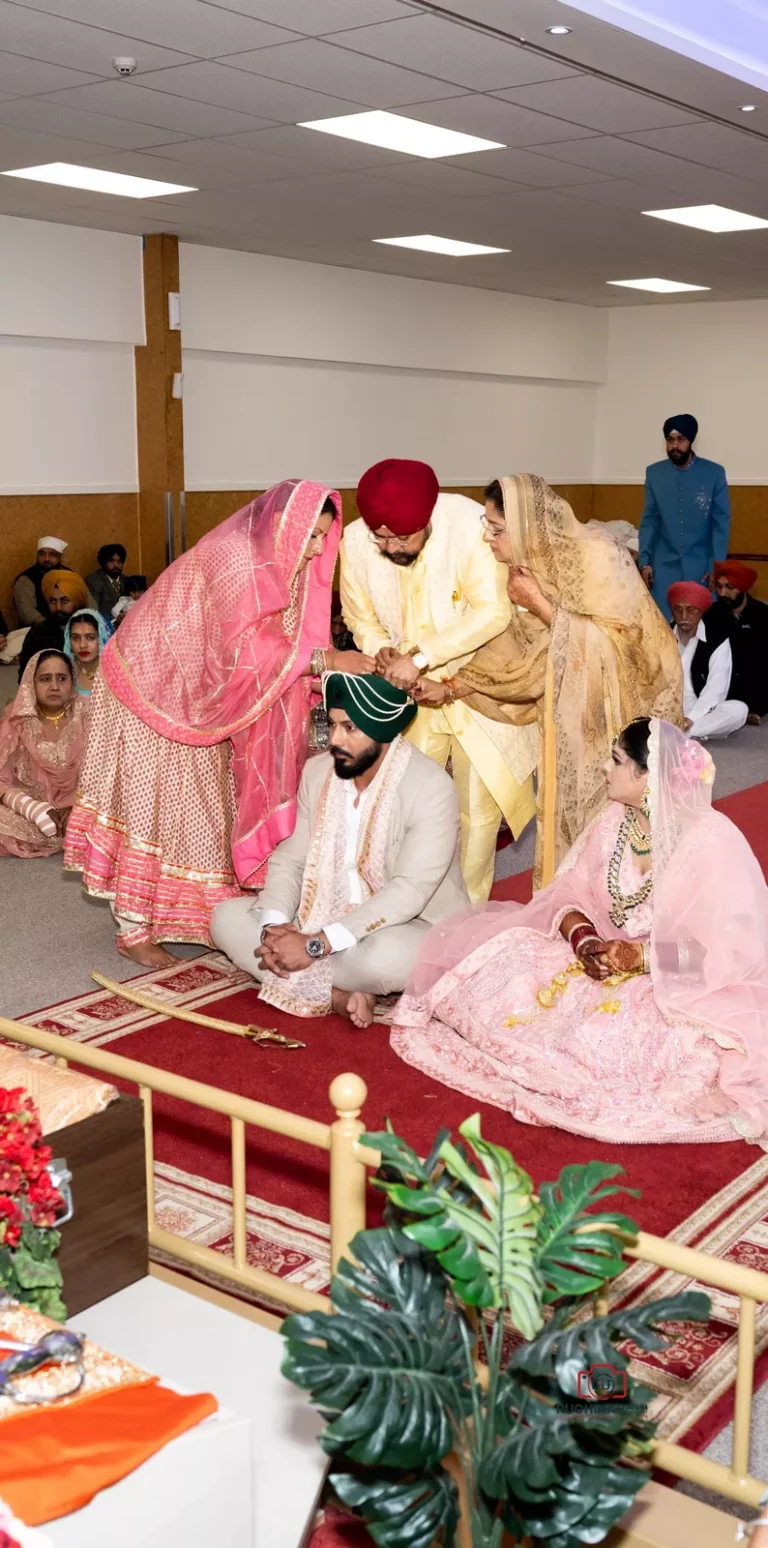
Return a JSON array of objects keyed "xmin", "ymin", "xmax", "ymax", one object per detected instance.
[
  {"xmin": 0, "ymin": 96, "xmax": 192, "ymax": 148},
  {"xmin": 8, "ymin": 0, "xmax": 295, "ymax": 56},
  {"xmin": 217, "ymin": 38, "xmax": 463, "ymax": 108},
  {"xmin": 494, "ymin": 76, "xmax": 701, "ymax": 134},
  {"xmin": 626, "ymin": 122, "xmax": 768, "ymax": 181},
  {"xmin": 137, "ymin": 135, "xmax": 311, "ymax": 182},
  {"xmin": 199, "ymin": 1, "xmax": 414, "ymax": 32},
  {"xmin": 0, "ymin": 124, "xmax": 117, "ymax": 169},
  {"xmin": 0, "ymin": 1, "xmax": 191, "ymax": 73},
  {"xmin": 134, "ymin": 59, "xmax": 354, "ymax": 120},
  {"xmin": 328, "ymin": 14, "xmax": 579, "ymax": 91},
  {"xmin": 446, "ymin": 145, "xmax": 614, "ymax": 187},
  {"xmin": 365, "ymin": 159, "xmax": 522, "ymax": 198},
  {"xmin": 223, "ymin": 122, "xmax": 417, "ymax": 170},
  {"xmin": 42, "ymin": 80, "xmax": 274, "ymax": 137},
  {"xmin": 0, "ymin": 50, "xmax": 100, "ymax": 95},
  {"xmin": 406, "ymin": 95, "xmax": 597, "ymax": 146},
  {"xmin": 530, "ymin": 135, "xmax": 681, "ymax": 178}
]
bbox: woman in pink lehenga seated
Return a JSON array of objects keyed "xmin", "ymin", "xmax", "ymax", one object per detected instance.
[
  {"xmin": 392, "ymin": 718, "xmax": 768, "ymax": 1146},
  {"xmin": 64, "ymin": 480, "xmax": 372, "ymax": 967},
  {"xmin": 0, "ymin": 651, "xmax": 85, "ymax": 858}
]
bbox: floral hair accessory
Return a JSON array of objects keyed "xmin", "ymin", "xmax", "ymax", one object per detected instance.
[{"xmin": 677, "ymin": 739, "xmax": 715, "ymax": 789}]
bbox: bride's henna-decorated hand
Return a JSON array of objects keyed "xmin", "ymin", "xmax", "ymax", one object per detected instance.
[{"xmin": 581, "ymin": 939, "xmax": 644, "ymax": 978}]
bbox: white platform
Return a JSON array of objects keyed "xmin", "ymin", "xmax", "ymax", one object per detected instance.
[{"xmin": 54, "ymin": 1276, "xmax": 327, "ymax": 1548}]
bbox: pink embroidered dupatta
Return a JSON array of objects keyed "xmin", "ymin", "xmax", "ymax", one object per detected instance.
[{"xmin": 101, "ymin": 480, "xmax": 341, "ymax": 886}]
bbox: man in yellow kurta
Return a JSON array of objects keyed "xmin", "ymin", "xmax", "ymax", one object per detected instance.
[{"xmin": 340, "ymin": 458, "xmax": 538, "ymax": 902}]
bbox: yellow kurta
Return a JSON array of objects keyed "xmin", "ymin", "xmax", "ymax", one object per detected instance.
[{"xmin": 340, "ymin": 495, "xmax": 537, "ymax": 902}]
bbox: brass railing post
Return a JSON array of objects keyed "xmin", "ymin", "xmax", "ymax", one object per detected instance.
[
  {"xmin": 329, "ymin": 1073, "xmax": 368, "ymax": 1276},
  {"xmin": 732, "ymin": 1295, "xmax": 757, "ymax": 1485}
]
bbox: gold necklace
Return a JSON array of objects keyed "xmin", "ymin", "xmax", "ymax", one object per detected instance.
[
  {"xmin": 41, "ymin": 709, "xmax": 67, "ymax": 725},
  {"xmin": 608, "ymin": 810, "xmax": 653, "ymax": 927},
  {"xmin": 628, "ymin": 811, "xmax": 651, "ymax": 857}
]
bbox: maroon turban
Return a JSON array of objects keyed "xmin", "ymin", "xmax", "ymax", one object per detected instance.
[
  {"xmin": 668, "ymin": 581, "xmax": 713, "ymax": 614},
  {"xmin": 714, "ymin": 560, "xmax": 758, "ymax": 592},
  {"xmin": 357, "ymin": 459, "xmax": 439, "ymax": 536}
]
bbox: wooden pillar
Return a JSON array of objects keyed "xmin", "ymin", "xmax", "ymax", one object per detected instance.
[{"xmin": 134, "ymin": 233, "xmax": 184, "ymax": 581}]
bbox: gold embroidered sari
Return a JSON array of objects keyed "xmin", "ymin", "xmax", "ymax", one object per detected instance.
[{"xmin": 456, "ymin": 474, "xmax": 683, "ymax": 887}]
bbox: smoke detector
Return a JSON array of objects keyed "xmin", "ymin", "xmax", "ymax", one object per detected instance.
[{"xmin": 112, "ymin": 56, "xmax": 138, "ymax": 76}]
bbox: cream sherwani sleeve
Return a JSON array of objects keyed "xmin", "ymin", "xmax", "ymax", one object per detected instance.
[{"xmin": 339, "ymin": 528, "xmax": 394, "ymax": 655}]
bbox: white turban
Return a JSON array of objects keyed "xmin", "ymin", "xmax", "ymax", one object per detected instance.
[{"xmin": 37, "ymin": 536, "xmax": 67, "ymax": 555}]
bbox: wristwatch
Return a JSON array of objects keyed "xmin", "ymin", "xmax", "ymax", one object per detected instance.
[
  {"xmin": 410, "ymin": 649, "xmax": 428, "ymax": 672},
  {"xmin": 305, "ymin": 935, "xmax": 327, "ymax": 959}
]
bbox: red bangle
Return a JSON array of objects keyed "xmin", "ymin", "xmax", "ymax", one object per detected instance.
[{"xmin": 570, "ymin": 925, "xmax": 599, "ymax": 956}]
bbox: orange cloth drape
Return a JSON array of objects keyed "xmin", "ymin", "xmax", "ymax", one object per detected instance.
[{"xmin": 0, "ymin": 1379, "xmax": 217, "ymax": 1525}]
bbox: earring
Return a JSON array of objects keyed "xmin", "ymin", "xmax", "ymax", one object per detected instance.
[{"xmin": 641, "ymin": 786, "xmax": 650, "ymax": 819}]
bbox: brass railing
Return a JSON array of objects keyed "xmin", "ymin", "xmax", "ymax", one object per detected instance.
[{"xmin": 2, "ymin": 1011, "xmax": 766, "ymax": 1509}]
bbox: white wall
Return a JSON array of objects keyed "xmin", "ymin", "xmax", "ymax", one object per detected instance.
[
  {"xmin": 180, "ymin": 244, "xmax": 605, "ymax": 489},
  {"xmin": 0, "ymin": 215, "xmax": 142, "ymax": 493},
  {"xmin": 595, "ymin": 300, "xmax": 768, "ymax": 483},
  {"xmin": 0, "ymin": 337, "xmax": 138, "ymax": 494}
]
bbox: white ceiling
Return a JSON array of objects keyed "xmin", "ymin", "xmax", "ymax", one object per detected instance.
[{"xmin": 1, "ymin": 0, "xmax": 768, "ymax": 304}]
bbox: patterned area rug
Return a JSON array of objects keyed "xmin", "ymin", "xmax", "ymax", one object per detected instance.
[{"xmin": 12, "ymin": 948, "xmax": 768, "ymax": 1453}]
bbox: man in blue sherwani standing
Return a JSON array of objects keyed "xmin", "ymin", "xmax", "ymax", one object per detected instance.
[{"xmin": 638, "ymin": 413, "xmax": 730, "ymax": 620}]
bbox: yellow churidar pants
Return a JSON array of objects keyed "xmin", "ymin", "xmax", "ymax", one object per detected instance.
[{"xmin": 406, "ymin": 702, "xmax": 535, "ymax": 904}]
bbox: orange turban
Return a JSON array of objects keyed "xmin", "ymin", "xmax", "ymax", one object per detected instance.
[
  {"xmin": 41, "ymin": 569, "xmax": 88, "ymax": 608},
  {"xmin": 668, "ymin": 581, "xmax": 712, "ymax": 614},
  {"xmin": 714, "ymin": 560, "xmax": 758, "ymax": 592},
  {"xmin": 357, "ymin": 459, "xmax": 439, "ymax": 535}
]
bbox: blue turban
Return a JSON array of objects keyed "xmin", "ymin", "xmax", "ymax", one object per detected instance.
[{"xmin": 663, "ymin": 413, "xmax": 698, "ymax": 442}]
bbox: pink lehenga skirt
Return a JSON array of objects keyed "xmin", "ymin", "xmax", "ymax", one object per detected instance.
[
  {"xmin": 391, "ymin": 925, "xmax": 738, "ymax": 1145},
  {"xmin": 64, "ymin": 678, "xmax": 241, "ymax": 946}
]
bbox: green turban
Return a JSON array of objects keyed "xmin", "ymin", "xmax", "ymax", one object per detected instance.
[{"xmin": 323, "ymin": 672, "xmax": 417, "ymax": 743}]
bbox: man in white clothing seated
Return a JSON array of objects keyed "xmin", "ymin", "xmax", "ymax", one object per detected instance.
[
  {"xmin": 668, "ymin": 581, "xmax": 748, "ymax": 741},
  {"xmin": 211, "ymin": 672, "xmax": 468, "ymax": 1030}
]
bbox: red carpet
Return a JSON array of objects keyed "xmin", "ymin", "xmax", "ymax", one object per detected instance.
[{"xmin": 16, "ymin": 779, "xmax": 768, "ymax": 1468}]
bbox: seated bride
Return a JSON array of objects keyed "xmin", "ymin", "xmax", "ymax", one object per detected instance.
[{"xmin": 391, "ymin": 717, "xmax": 768, "ymax": 1146}]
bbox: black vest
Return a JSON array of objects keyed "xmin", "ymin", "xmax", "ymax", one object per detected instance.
[{"xmin": 690, "ymin": 618, "xmax": 732, "ymax": 699}]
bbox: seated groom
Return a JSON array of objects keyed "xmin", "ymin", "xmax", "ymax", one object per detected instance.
[{"xmin": 211, "ymin": 672, "xmax": 468, "ymax": 1029}]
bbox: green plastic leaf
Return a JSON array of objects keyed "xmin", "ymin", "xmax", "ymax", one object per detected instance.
[
  {"xmin": 536, "ymin": 1163, "xmax": 640, "ymax": 1303},
  {"xmin": 510, "ymin": 1291, "xmax": 710, "ymax": 1395},
  {"xmin": 331, "ymin": 1467, "xmax": 458, "ymax": 1548},
  {"xmin": 281, "ymin": 1230, "xmax": 470, "ymax": 1469},
  {"xmin": 11, "ymin": 1248, "xmax": 63, "ymax": 1290}
]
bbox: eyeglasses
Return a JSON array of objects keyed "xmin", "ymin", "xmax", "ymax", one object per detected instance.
[
  {"xmin": 480, "ymin": 514, "xmax": 506, "ymax": 536},
  {"xmin": 368, "ymin": 533, "xmax": 415, "ymax": 553}
]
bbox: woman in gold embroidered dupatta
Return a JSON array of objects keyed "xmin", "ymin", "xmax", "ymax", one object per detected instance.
[{"xmin": 416, "ymin": 474, "xmax": 683, "ymax": 887}]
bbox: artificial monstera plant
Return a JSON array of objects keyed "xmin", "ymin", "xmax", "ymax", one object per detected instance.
[{"xmin": 281, "ymin": 1115, "xmax": 709, "ymax": 1548}]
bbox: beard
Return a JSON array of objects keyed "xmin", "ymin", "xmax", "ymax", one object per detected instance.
[
  {"xmin": 720, "ymin": 591, "xmax": 745, "ymax": 611},
  {"xmin": 383, "ymin": 550, "xmax": 419, "ymax": 567},
  {"xmin": 331, "ymin": 742, "xmax": 383, "ymax": 780},
  {"xmin": 667, "ymin": 447, "xmax": 690, "ymax": 465}
]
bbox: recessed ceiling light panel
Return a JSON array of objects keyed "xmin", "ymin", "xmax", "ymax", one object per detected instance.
[
  {"xmin": 374, "ymin": 234, "xmax": 510, "ymax": 256},
  {"xmin": 1, "ymin": 161, "xmax": 195, "ymax": 197},
  {"xmin": 643, "ymin": 203, "xmax": 768, "ymax": 232},
  {"xmin": 547, "ymin": 25, "xmax": 573, "ymax": 34},
  {"xmin": 607, "ymin": 277, "xmax": 711, "ymax": 292},
  {"xmin": 299, "ymin": 110, "xmax": 504, "ymax": 159},
  {"xmin": 740, "ymin": 104, "xmax": 757, "ymax": 111}
]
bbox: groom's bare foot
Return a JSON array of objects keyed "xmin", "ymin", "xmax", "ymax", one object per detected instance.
[
  {"xmin": 117, "ymin": 940, "xmax": 177, "ymax": 968},
  {"xmin": 332, "ymin": 987, "xmax": 377, "ymax": 1029}
]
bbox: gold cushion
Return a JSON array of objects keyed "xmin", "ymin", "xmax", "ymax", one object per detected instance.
[{"xmin": 0, "ymin": 1046, "xmax": 116, "ymax": 1134}]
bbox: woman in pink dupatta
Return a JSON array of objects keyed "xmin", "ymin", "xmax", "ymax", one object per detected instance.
[
  {"xmin": 0, "ymin": 651, "xmax": 85, "ymax": 858},
  {"xmin": 392, "ymin": 718, "xmax": 768, "ymax": 1146},
  {"xmin": 64, "ymin": 480, "xmax": 367, "ymax": 966}
]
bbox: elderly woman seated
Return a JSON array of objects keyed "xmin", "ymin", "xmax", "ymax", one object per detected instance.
[{"xmin": 0, "ymin": 650, "xmax": 86, "ymax": 858}]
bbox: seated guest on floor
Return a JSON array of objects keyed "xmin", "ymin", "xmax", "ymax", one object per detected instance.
[
  {"xmin": 211, "ymin": 673, "xmax": 468, "ymax": 1030},
  {"xmin": 341, "ymin": 458, "xmax": 538, "ymax": 906},
  {"xmin": 87, "ymin": 544, "xmax": 126, "ymax": 624},
  {"xmin": 111, "ymin": 575, "xmax": 147, "ymax": 625},
  {"xmin": 711, "ymin": 561, "xmax": 768, "ymax": 725},
  {"xmin": 13, "ymin": 536, "xmax": 69, "ymax": 627},
  {"xmin": 412, "ymin": 474, "xmax": 682, "ymax": 888},
  {"xmin": 669, "ymin": 581, "xmax": 747, "ymax": 741},
  {"xmin": 0, "ymin": 650, "xmax": 85, "ymax": 858},
  {"xmin": 64, "ymin": 481, "xmax": 372, "ymax": 969},
  {"xmin": 392, "ymin": 717, "xmax": 768, "ymax": 1145},
  {"xmin": 17, "ymin": 570, "xmax": 91, "ymax": 680},
  {"xmin": 63, "ymin": 609, "xmax": 112, "ymax": 701}
]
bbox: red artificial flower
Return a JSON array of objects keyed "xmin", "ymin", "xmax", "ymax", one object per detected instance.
[
  {"xmin": 0, "ymin": 1088, "xmax": 27, "ymax": 1117},
  {"xmin": 0, "ymin": 1159, "xmax": 23, "ymax": 1195},
  {"xmin": 0, "ymin": 1196, "xmax": 23, "ymax": 1248}
]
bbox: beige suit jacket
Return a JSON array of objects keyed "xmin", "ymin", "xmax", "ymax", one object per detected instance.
[{"xmin": 258, "ymin": 744, "xmax": 469, "ymax": 943}]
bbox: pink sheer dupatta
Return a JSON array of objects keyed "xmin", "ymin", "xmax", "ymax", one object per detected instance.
[
  {"xmin": 101, "ymin": 480, "xmax": 341, "ymax": 887},
  {"xmin": 0, "ymin": 651, "xmax": 85, "ymax": 809}
]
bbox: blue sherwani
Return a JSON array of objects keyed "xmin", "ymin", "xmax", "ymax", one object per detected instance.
[{"xmin": 638, "ymin": 455, "xmax": 730, "ymax": 620}]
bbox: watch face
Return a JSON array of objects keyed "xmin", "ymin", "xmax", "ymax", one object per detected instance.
[{"xmin": 306, "ymin": 936, "xmax": 325, "ymax": 958}]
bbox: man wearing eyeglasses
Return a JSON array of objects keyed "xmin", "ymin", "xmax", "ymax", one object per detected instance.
[{"xmin": 339, "ymin": 459, "xmax": 537, "ymax": 903}]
